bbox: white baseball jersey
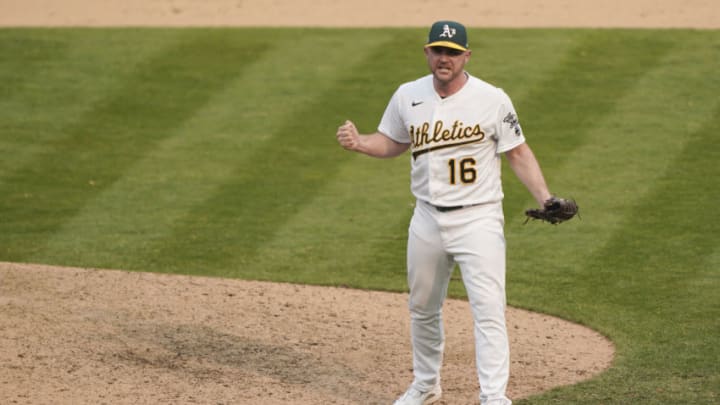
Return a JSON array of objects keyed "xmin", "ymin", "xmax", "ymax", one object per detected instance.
[{"xmin": 378, "ymin": 74, "xmax": 526, "ymax": 207}]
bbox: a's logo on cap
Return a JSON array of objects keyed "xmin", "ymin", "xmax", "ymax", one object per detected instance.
[
  {"xmin": 426, "ymin": 20, "xmax": 468, "ymax": 51},
  {"xmin": 440, "ymin": 24, "xmax": 456, "ymax": 39}
]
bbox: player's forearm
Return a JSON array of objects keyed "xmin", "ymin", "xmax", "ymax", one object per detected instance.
[
  {"xmin": 336, "ymin": 120, "xmax": 410, "ymax": 158},
  {"xmin": 505, "ymin": 143, "xmax": 552, "ymax": 206},
  {"xmin": 355, "ymin": 133, "xmax": 410, "ymax": 158}
]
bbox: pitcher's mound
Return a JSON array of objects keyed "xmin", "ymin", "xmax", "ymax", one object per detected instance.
[{"xmin": 0, "ymin": 262, "xmax": 613, "ymax": 404}]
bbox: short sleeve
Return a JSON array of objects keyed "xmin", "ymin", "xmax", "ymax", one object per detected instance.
[
  {"xmin": 495, "ymin": 90, "xmax": 526, "ymax": 153},
  {"xmin": 377, "ymin": 89, "xmax": 411, "ymax": 144}
]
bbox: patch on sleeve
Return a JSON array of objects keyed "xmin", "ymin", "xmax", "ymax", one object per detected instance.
[{"xmin": 502, "ymin": 112, "xmax": 523, "ymax": 136}]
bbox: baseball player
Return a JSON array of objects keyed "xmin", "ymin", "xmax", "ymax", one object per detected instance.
[{"xmin": 336, "ymin": 21, "xmax": 556, "ymax": 405}]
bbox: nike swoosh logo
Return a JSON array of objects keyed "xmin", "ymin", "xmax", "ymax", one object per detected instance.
[{"xmin": 411, "ymin": 101, "xmax": 424, "ymax": 107}]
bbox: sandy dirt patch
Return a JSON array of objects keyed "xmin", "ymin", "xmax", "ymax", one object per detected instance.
[
  {"xmin": 0, "ymin": 263, "xmax": 613, "ymax": 404},
  {"xmin": 0, "ymin": 0, "xmax": 718, "ymax": 28}
]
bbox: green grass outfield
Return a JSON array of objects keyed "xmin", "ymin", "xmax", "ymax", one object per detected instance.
[{"xmin": 1, "ymin": 28, "xmax": 718, "ymax": 403}]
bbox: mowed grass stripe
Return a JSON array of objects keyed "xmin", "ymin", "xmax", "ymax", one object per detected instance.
[
  {"xmin": 579, "ymin": 75, "xmax": 720, "ymax": 344},
  {"xmin": 29, "ymin": 30, "xmax": 397, "ymax": 270},
  {"xmin": 0, "ymin": 31, "xmax": 69, "ymax": 110},
  {"xmin": 468, "ymin": 29, "xmax": 584, "ymax": 100},
  {"xmin": 506, "ymin": 31, "xmax": 720, "ymax": 314},
  {"xmin": 508, "ymin": 32, "xmax": 720, "ymax": 404},
  {"xmin": 0, "ymin": 30, "xmax": 276, "ymax": 260},
  {"xmin": 528, "ymin": 104, "xmax": 720, "ymax": 405},
  {"xmin": 0, "ymin": 32, "xmax": 69, "ymax": 177},
  {"xmin": 502, "ymin": 31, "xmax": 673, "ymax": 216},
  {"xmin": 523, "ymin": 30, "xmax": 673, "ymax": 153},
  {"xmin": 137, "ymin": 31, "xmax": 420, "ymax": 275},
  {"xmin": 0, "ymin": 30, "xmax": 178, "ymax": 177},
  {"xmin": 503, "ymin": 31, "xmax": 683, "ymax": 291},
  {"xmin": 26, "ymin": 31, "xmax": 318, "ymax": 267},
  {"xmin": 507, "ymin": 32, "xmax": 718, "ymax": 307},
  {"xmin": 250, "ymin": 153, "xmax": 413, "ymax": 287},
  {"xmin": 616, "ymin": 105, "xmax": 720, "ymax": 381}
]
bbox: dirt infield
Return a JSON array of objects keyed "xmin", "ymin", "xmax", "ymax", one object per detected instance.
[
  {"xmin": 0, "ymin": 0, "xmax": 717, "ymax": 28},
  {"xmin": 0, "ymin": 1, "xmax": 713, "ymax": 404},
  {"xmin": 1, "ymin": 263, "xmax": 613, "ymax": 404}
]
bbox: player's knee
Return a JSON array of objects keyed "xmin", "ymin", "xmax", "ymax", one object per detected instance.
[{"xmin": 409, "ymin": 303, "xmax": 443, "ymax": 322}]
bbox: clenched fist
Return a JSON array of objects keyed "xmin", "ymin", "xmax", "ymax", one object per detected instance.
[{"xmin": 336, "ymin": 120, "xmax": 361, "ymax": 151}]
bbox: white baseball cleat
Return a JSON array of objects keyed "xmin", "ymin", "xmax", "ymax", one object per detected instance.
[{"xmin": 393, "ymin": 384, "xmax": 442, "ymax": 405}]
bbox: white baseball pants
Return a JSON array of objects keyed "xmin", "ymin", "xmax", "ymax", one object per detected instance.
[{"xmin": 406, "ymin": 200, "xmax": 512, "ymax": 405}]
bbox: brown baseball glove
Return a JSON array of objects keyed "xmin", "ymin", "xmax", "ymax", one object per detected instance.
[{"xmin": 525, "ymin": 197, "xmax": 579, "ymax": 224}]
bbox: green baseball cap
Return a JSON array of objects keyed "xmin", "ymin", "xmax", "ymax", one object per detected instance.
[{"xmin": 425, "ymin": 20, "xmax": 469, "ymax": 51}]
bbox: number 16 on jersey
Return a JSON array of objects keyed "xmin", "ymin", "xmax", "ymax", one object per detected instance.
[{"xmin": 448, "ymin": 157, "xmax": 477, "ymax": 184}]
